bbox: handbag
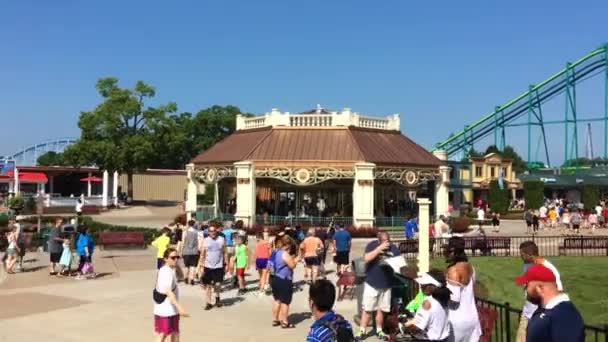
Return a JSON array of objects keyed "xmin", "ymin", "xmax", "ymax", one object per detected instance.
[{"xmin": 153, "ymin": 271, "xmax": 168, "ymax": 304}]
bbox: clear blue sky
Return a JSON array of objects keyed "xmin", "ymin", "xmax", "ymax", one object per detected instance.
[{"xmin": 1, "ymin": 0, "xmax": 607, "ymax": 164}]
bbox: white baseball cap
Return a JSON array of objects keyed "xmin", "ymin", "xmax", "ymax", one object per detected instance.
[
  {"xmin": 415, "ymin": 272, "xmax": 442, "ymax": 287},
  {"xmin": 15, "ymin": 215, "xmax": 25, "ymax": 221}
]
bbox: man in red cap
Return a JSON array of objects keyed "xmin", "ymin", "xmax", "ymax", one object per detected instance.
[{"xmin": 515, "ymin": 264, "xmax": 584, "ymax": 342}]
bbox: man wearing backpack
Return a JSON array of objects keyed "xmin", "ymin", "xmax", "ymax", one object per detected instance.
[{"xmin": 307, "ymin": 279, "xmax": 354, "ymax": 342}]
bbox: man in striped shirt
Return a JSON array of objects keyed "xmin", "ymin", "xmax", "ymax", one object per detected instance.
[{"xmin": 307, "ymin": 279, "xmax": 353, "ymax": 342}]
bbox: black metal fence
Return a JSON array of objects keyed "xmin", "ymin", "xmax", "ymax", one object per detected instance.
[
  {"xmin": 394, "ymin": 235, "xmax": 608, "ymax": 259},
  {"xmin": 402, "ymin": 278, "xmax": 608, "ymax": 342}
]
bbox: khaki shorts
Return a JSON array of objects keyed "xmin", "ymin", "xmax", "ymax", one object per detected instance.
[
  {"xmin": 362, "ymin": 282, "xmax": 391, "ymax": 312},
  {"xmin": 516, "ymin": 314, "xmax": 528, "ymax": 342}
]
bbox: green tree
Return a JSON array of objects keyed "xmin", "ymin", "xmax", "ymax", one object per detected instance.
[
  {"xmin": 488, "ymin": 179, "xmax": 509, "ymax": 214},
  {"xmin": 484, "ymin": 145, "xmax": 527, "ymax": 174},
  {"xmin": 64, "ymin": 77, "xmax": 177, "ymax": 198},
  {"xmin": 523, "ymin": 180, "xmax": 544, "ymax": 209},
  {"xmin": 37, "ymin": 151, "xmax": 65, "ymax": 166},
  {"xmin": 582, "ymin": 184, "xmax": 599, "ymax": 211}
]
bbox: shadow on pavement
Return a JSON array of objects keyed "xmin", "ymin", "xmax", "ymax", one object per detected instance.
[
  {"xmin": 289, "ymin": 311, "xmax": 312, "ymax": 325},
  {"xmin": 220, "ymin": 296, "xmax": 245, "ymax": 307}
]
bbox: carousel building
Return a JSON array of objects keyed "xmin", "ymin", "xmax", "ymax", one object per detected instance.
[{"xmin": 186, "ymin": 107, "xmax": 450, "ymax": 227}]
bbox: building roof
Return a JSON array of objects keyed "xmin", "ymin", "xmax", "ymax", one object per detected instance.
[{"xmin": 191, "ymin": 126, "xmax": 442, "ymax": 167}]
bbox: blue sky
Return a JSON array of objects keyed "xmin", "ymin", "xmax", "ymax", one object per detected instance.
[{"xmin": 1, "ymin": 0, "xmax": 607, "ymax": 164}]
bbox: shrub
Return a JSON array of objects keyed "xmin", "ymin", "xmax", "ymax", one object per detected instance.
[
  {"xmin": 450, "ymin": 217, "xmax": 471, "ymax": 233},
  {"xmin": 523, "ymin": 180, "xmax": 544, "ymax": 210},
  {"xmin": 8, "ymin": 196, "xmax": 24, "ymax": 210},
  {"xmin": 79, "ymin": 216, "xmax": 161, "ymax": 245},
  {"xmin": 488, "ymin": 179, "xmax": 509, "ymax": 214},
  {"xmin": 582, "ymin": 184, "xmax": 599, "ymax": 211}
]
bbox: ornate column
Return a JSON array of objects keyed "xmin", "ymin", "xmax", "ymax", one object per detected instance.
[
  {"xmin": 186, "ymin": 164, "xmax": 198, "ymax": 221},
  {"xmin": 101, "ymin": 170, "xmax": 109, "ymax": 207},
  {"xmin": 433, "ymin": 150, "xmax": 450, "ymax": 218},
  {"xmin": 87, "ymin": 172, "xmax": 92, "ymax": 197},
  {"xmin": 13, "ymin": 167, "xmax": 20, "ymax": 196},
  {"xmin": 112, "ymin": 171, "xmax": 119, "ymax": 206},
  {"xmin": 234, "ymin": 161, "xmax": 256, "ymax": 226},
  {"xmin": 353, "ymin": 162, "xmax": 375, "ymax": 228},
  {"xmin": 417, "ymin": 198, "xmax": 431, "ymax": 273}
]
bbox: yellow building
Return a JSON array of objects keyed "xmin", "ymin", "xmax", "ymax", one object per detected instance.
[{"xmin": 449, "ymin": 153, "xmax": 522, "ymax": 208}]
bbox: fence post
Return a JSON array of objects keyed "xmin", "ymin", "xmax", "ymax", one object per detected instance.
[{"xmin": 505, "ymin": 302, "xmax": 511, "ymax": 342}]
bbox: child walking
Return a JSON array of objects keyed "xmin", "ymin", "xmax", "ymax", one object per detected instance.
[
  {"xmin": 233, "ymin": 235, "xmax": 250, "ymax": 295},
  {"xmin": 253, "ymin": 232, "xmax": 271, "ymax": 296},
  {"xmin": 58, "ymin": 237, "xmax": 73, "ymax": 276}
]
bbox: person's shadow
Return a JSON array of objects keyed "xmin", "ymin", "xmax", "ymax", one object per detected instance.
[{"xmin": 288, "ymin": 312, "xmax": 312, "ymax": 325}]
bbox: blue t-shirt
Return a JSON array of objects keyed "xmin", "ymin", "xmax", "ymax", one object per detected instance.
[
  {"xmin": 526, "ymin": 300, "xmax": 584, "ymax": 342},
  {"xmin": 404, "ymin": 220, "xmax": 417, "ymax": 239},
  {"xmin": 223, "ymin": 228, "xmax": 234, "ymax": 247},
  {"xmin": 76, "ymin": 233, "xmax": 94, "ymax": 256},
  {"xmin": 364, "ymin": 240, "xmax": 400, "ymax": 289},
  {"xmin": 333, "ymin": 229, "xmax": 352, "ymax": 252},
  {"xmin": 307, "ymin": 311, "xmax": 353, "ymax": 342}
]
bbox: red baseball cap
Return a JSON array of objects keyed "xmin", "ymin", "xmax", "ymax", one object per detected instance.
[{"xmin": 515, "ymin": 264, "xmax": 556, "ymax": 285}]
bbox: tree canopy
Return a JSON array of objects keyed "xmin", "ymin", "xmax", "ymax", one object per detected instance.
[
  {"xmin": 62, "ymin": 77, "xmax": 252, "ymax": 196},
  {"xmin": 37, "ymin": 151, "xmax": 65, "ymax": 166}
]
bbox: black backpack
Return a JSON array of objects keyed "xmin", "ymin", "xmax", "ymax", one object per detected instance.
[{"xmin": 318, "ymin": 316, "xmax": 354, "ymax": 342}]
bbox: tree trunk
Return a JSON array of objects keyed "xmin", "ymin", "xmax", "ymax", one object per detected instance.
[{"xmin": 127, "ymin": 172, "xmax": 134, "ymax": 203}]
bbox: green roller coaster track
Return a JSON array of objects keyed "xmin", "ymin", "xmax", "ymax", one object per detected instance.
[{"xmin": 433, "ymin": 44, "xmax": 608, "ymax": 167}]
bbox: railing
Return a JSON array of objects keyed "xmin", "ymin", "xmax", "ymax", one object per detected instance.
[
  {"xmin": 358, "ymin": 116, "xmax": 389, "ymax": 129},
  {"xmin": 243, "ymin": 117, "xmax": 267, "ymax": 129},
  {"xmin": 402, "ymin": 277, "xmax": 608, "ymax": 342},
  {"xmin": 195, "ymin": 211, "xmax": 235, "ymax": 223},
  {"xmin": 289, "ymin": 114, "xmax": 333, "ymax": 127},
  {"xmin": 394, "ymin": 235, "xmax": 608, "ymax": 258},
  {"xmin": 255, "ymin": 215, "xmax": 354, "ymax": 227}
]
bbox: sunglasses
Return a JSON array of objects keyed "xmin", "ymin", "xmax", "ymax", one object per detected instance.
[{"xmin": 169, "ymin": 255, "xmax": 181, "ymax": 260}]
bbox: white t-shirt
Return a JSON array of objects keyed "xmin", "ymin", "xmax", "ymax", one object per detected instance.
[
  {"xmin": 539, "ymin": 206, "xmax": 547, "ymax": 218},
  {"xmin": 154, "ymin": 266, "xmax": 179, "ymax": 317},
  {"xmin": 522, "ymin": 259, "xmax": 563, "ymax": 319},
  {"xmin": 76, "ymin": 201, "xmax": 83, "ymax": 213},
  {"xmin": 412, "ymin": 296, "xmax": 450, "ymax": 340},
  {"xmin": 477, "ymin": 209, "xmax": 485, "ymax": 221},
  {"xmin": 596, "ymin": 206, "xmax": 603, "ymax": 216}
]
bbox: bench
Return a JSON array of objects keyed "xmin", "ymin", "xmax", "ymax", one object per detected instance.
[
  {"xmin": 398, "ymin": 238, "xmax": 436, "ymax": 255},
  {"xmin": 98, "ymin": 231, "xmax": 146, "ymax": 250},
  {"xmin": 82, "ymin": 205, "xmax": 101, "ymax": 215},
  {"xmin": 558, "ymin": 237, "xmax": 608, "ymax": 256},
  {"xmin": 464, "ymin": 237, "xmax": 512, "ymax": 256}
]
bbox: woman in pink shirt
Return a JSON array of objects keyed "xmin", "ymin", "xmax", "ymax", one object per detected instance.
[{"xmin": 254, "ymin": 232, "xmax": 271, "ymax": 295}]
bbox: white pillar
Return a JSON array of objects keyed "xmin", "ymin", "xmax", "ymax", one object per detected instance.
[
  {"xmin": 213, "ymin": 182, "xmax": 220, "ymax": 217},
  {"xmin": 186, "ymin": 164, "xmax": 198, "ymax": 221},
  {"xmin": 113, "ymin": 171, "xmax": 119, "ymax": 206},
  {"xmin": 234, "ymin": 161, "xmax": 256, "ymax": 226},
  {"xmin": 87, "ymin": 172, "xmax": 92, "ymax": 197},
  {"xmin": 14, "ymin": 167, "xmax": 20, "ymax": 196},
  {"xmin": 417, "ymin": 198, "xmax": 431, "ymax": 274},
  {"xmin": 353, "ymin": 162, "xmax": 375, "ymax": 228},
  {"xmin": 102, "ymin": 170, "xmax": 109, "ymax": 207},
  {"xmin": 433, "ymin": 150, "xmax": 450, "ymax": 218}
]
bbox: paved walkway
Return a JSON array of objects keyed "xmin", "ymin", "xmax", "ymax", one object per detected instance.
[{"xmin": 0, "ymin": 240, "xmax": 373, "ymax": 342}]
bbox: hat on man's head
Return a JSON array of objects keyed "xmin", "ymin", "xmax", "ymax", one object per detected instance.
[
  {"xmin": 515, "ymin": 264, "xmax": 556, "ymax": 285},
  {"xmin": 415, "ymin": 272, "xmax": 442, "ymax": 287}
]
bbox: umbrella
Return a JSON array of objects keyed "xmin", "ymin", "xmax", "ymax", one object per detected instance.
[{"xmin": 80, "ymin": 176, "xmax": 103, "ymax": 182}]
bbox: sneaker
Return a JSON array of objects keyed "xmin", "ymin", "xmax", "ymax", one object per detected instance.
[
  {"xmin": 204, "ymin": 303, "xmax": 213, "ymax": 311},
  {"xmin": 376, "ymin": 330, "xmax": 388, "ymax": 341},
  {"xmin": 354, "ymin": 330, "xmax": 365, "ymax": 341},
  {"xmin": 215, "ymin": 298, "xmax": 223, "ymax": 308},
  {"xmin": 237, "ymin": 289, "xmax": 246, "ymax": 296}
]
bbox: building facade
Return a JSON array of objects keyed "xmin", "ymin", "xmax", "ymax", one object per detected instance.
[{"xmin": 186, "ymin": 107, "xmax": 450, "ymax": 227}]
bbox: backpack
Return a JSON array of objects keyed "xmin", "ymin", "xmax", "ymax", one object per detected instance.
[
  {"xmin": 571, "ymin": 214, "xmax": 581, "ymax": 225},
  {"xmin": 318, "ymin": 316, "xmax": 354, "ymax": 342}
]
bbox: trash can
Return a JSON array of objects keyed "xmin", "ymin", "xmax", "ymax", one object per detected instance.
[{"xmin": 40, "ymin": 227, "xmax": 51, "ymax": 253}]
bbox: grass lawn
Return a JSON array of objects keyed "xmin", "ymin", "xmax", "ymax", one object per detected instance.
[{"xmin": 431, "ymin": 256, "xmax": 608, "ymax": 326}]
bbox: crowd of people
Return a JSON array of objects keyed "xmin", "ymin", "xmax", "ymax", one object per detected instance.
[{"xmin": 523, "ymin": 199, "xmax": 608, "ymax": 234}]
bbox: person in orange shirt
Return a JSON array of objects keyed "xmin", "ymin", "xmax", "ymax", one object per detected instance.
[{"xmin": 300, "ymin": 228, "xmax": 324, "ymax": 284}]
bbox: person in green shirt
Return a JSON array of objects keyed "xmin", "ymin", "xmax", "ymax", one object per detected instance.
[
  {"xmin": 233, "ymin": 235, "xmax": 250, "ymax": 295},
  {"xmin": 152, "ymin": 228, "xmax": 172, "ymax": 269}
]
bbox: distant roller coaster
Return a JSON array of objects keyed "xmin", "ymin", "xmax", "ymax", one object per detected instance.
[
  {"xmin": 1, "ymin": 137, "xmax": 77, "ymax": 166},
  {"xmin": 434, "ymin": 44, "xmax": 608, "ymax": 167}
]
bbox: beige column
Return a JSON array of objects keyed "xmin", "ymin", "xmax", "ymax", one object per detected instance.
[
  {"xmin": 353, "ymin": 162, "xmax": 375, "ymax": 228},
  {"xmin": 101, "ymin": 170, "xmax": 109, "ymax": 207},
  {"xmin": 87, "ymin": 172, "xmax": 92, "ymax": 197},
  {"xmin": 417, "ymin": 198, "xmax": 432, "ymax": 273},
  {"xmin": 112, "ymin": 171, "xmax": 119, "ymax": 206},
  {"xmin": 433, "ymin": 150, "xmax": 450, "ymax": 218},
  {"xmin": 234, "ymin": 161, "xmax": 256, "ymax": 226},
  {"xmin": 186, "ymin": 164, "xmax": 198, "ymax": 221}
]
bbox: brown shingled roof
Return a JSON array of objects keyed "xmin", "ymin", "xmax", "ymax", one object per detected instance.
[{"xmin": 190, "ymin": 126, "xmax": 441, "ymax": 167}]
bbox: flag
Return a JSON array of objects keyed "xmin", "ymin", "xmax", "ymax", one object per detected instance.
[{"xmin": 498, "ymin": 167, "xmax": 504, "ymax": 190}]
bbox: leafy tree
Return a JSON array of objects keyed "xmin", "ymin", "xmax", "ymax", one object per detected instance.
[
  {"xmin": 64, "ymin": 77, "xmax": 177, "ymax": 198},
  {"xmin": 488, "ymin": 179, "xmax": 509, "ymax": 214},
  {"xmin": 523, "ymin": 181, "xmax": 544, "ymax": 209},
  {"xmin": 37, "ymin": 151, "xmax": 65, "ymax": 166},
  {"xmin": 482, "ymin": 145, "xmax": 527, "ymax": 174},
  {"xmin": 582, "ymin": 184, "xmax": 599, "ymax": 211},
  {"xmin": 467, "ymin": 148, "xmax": 483, "ymax": 158}
]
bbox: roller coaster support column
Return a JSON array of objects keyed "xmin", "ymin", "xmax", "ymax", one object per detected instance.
[
  {"xmin": 565, "ymin": 62, "xmax": 579, "ymax": 164},
  {"xmin": 604, "ymin": 45, "xmax": 608, "ymax": 159},
  {"xmin": 433, "ymin": 150, "xmax": 450, "ymax": 218}
]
